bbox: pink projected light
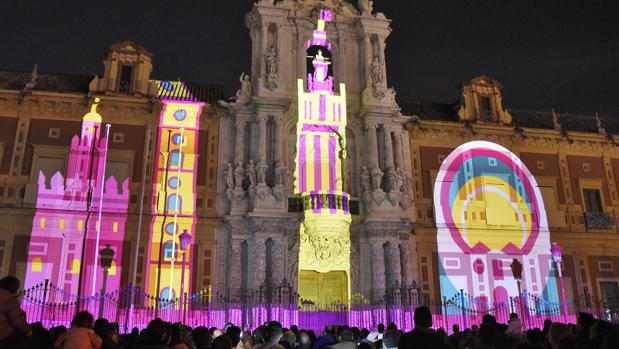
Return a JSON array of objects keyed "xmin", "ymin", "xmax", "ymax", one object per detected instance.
[
  {"xmin": 25, "ymin": 99, "xmax": 129, "ymax": 301},
  {"xmin": 434, "ymin": 141, "xmax": 557, "ymax": 312}
]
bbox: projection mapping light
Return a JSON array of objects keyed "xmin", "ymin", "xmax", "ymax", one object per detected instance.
[
  {"xmin": 295, "ymin": 9, "xmax": 352, "ymax": 305},
  {"xmin": 434, "ymin": 141, "xmax": 558, "ymax": 308}
]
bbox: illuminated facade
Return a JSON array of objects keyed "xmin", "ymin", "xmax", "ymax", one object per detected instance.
[
  {"xmin": 23, "ymin": 98, "xmax": 129, "ymax": 297},
  {"xmin": 294, "ymin": 9, "xmax": 352, "ymax": 304},
  {"xmin": 434, "ymin": 141, "xmax": 555, "ymax": 304},
  {"xmin": 145, "ymin": 81, "xmax": 204, "ymax": 299}
]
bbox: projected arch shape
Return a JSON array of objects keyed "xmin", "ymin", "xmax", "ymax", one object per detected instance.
[
  {"xmin": 433, "ymin": 141, "xmax": 554, "ymax": 305},
  {"xmin": 169, "ymin": 150, "xmax": 183, "ymax": 167},
  {"xmin": 167, "ymin": 194, "xmax": 182, "ymax": 214}
]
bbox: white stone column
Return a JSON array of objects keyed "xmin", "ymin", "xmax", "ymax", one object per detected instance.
[
  {"xmin": 371, "ymin": 242, "xmax": 386, "ymax": 302},
  {"xmin": 228, "ymin": 239, "xmax": 243, "ymax": 301},
  {"xmin": 252, "ymin": 237, "xmax": 266, "ymax": 290},
  {"xmin": 366, "ymin": 122, "xmax": 379, "ymax": 169},
  {"xmin": 235, "ymin": 119, "xmax": 246, "ymax": 165},
  {"xmin": 257, "ymin": 113, "xmax": 268, "ymax": 163}
]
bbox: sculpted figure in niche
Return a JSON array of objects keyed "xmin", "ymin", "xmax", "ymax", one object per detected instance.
[
  {"xmin": 234, "ymin": 162, "xmax": 245, "ymax": 189},
  {"xmin": 225, "ymin": 163, "xmax": 234, "ymax": 190},
  {"xmin": 370, "ymin": 57, "xmax": 384, "ymax": 87},
  {"xmin": 275, "ymin": 161, "xmax": 286, "ymax": 185},
  {"xmin": 256, "ymin": 159, "xmax": 269, "ymax": 185},
  {"xmin": 265, "ymin": 46, "xmax": 279, "ymax": 90},
  {"xmin": 395, "ymin": 167, "xmax": 404, "ymax": 192},
  {"xmin": 370, "ymin": 166, "xmax": 384, "ymax": 191},
  {"xmin": 386, "ymin": 167, "xmax": 398, "ymax": 192},
  {"xmin": 361, "ymin": 166, "xmax": 371, "ymax": 192},
  {"xmin": 236, "ymin": 73, "xmax": 251, "ymax": 102},
  {"xmin": 246, "ymin": 159, "xmax": 257, "ymax": 187}
]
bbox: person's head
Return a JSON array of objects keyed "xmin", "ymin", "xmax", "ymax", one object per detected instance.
[
  {"xmin": 478, "ymin": 323, "xmax": 498, "ymax": 347},
  {"xmin": 377, "ymin": 323, "xmax": 385, "ymax": 333},
  {"xmin": 281, "ymin": 331, "xmax": 297, "ymax": 348},
  {"xmin": 482, "ymin": 314, "xmax": 497, "ymax": 325},
  {"xmin": 577, "ymin": 312, "xmax": 596, "ymax": 330},
  {"xmin": 413, "ymin": 306, "xmax": 432, "ymax": 328},
  {"xmin": 264, "ymin": 322, "xmax": 284, "ymax": 343},
  {"xmin": 290, "ymin": 325, "xmax": 299, "ymax": 335},
  {"xmin": 298, "ymin": 331, "xmax": 311, "ymax": 349},
  {"xmin": 357, "ymin": 342, "xmax": 372, "ymax": 349},
  {"xmin": 145, "ymin": 318, "xmax": 168, "ymax": 344},
  {"xmin": 212, "ymin": 334, "xmax": 233, "ymax": 349},
  {"xmin": 170, "ymin": 324, "xmax": 187, "ymax": 346},
  {"xmin": 509, "ymin": 313, "xmax": 519, "ymax": 321},
  {"xmin": 100, "ymin": 323, "xmax": 119, "ymax": 344},
  {"xmin": 339, "ymin": 326, "xmax": 353, "ymax": 342},
  {"xmin": 452, "ymin": 323, "xmax": 460, "ymax": 334},
  {"xmin": 548, "ymin": 323, "xmax": 570, "ymax": 348},
  {"xmin": 386, "ymin": 323, "xmax": 397, "ymax": 332},
  {"xmin": 0, "ymin": 276, "xmax": 20, "ymax": 295},
  {"xmin": 226, "ymin": 325, "xmax": 242, "ymax": 347},
  {"xmin": 382, "ymin": 330, "xmax": 400, "ymax": 349},
  {"xmin": 543, "ymin": 319, "xmax": 553, "ymax": 331},
  {"xmin": 193, "ymin": 326, "xmax": 212, "ymax": 349},
  {"xmin": 253, "ymin": 325, "xmax": 265, "ymax": 344},
  {"xmin": 72, "ymin": 311, "xmax": 94, "ymax": 328}
]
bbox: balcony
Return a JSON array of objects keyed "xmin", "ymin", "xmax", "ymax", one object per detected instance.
[{"xmin": 584, "ymin": 212, "xmax": 614, "ymax": 230}]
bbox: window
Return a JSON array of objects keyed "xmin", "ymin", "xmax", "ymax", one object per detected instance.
[
  {"xmin": 480, "ymin": 96, "xmax": 492, "ymax": 121},
  {"xmin": 163, "ymin": 241, "xmax": 179, "ymax": 260},
  {"xmin": 118, "ymin": 65, "xmax": 133, "ymax": 94},
  {"xmin": 48, "ymin": 128, "xmax": 60, "ymax": 139},
  {"xmin": 600, "ymin": 281, "xmax": 619, "ymax": 301},
  {"xmin": 169, "ymin": 150, "xmax": 183, "ymax": 167},
  {"xmin": 112, "ymin": 133, "xmax": 125, "ymax": 143},
  {"xmin": 167, "ymin": 194, "xmax": 182, "ymax": 213},
  {"xmin": 583, "ymin": 188, "xmax": 603, "ymax": 213}
]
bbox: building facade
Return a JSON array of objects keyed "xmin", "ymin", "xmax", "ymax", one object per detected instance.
[{"xmin": 0, "ymin": 0, "xmax": 618, "ymax": 307}]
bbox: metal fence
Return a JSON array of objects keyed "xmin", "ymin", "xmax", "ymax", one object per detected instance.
[{"xmin": 20, "ymin": 279, "xmax": 619, "ymax": 333}]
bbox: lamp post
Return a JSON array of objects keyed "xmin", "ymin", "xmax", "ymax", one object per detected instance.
[
  {"xmin": 178, "ymin": 230, "xmax": 191, "ymax": 323},
  {"xmin": 551, "ymin": 242, "xmax": 569, "ymax": 322},
  {"xmin": 510, "ymin": 258, "xmax": 526, "ymax": 326},
  {"xmin": 98, "ymin": 244, "xmax": 115, "ymax": 319}
]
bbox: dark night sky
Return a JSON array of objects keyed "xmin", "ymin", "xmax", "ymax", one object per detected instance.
[{"xmin": 1, "ymin": 0, "xmax": 618, "ymax": 116}]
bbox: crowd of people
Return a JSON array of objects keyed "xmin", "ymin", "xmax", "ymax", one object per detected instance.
[{"xmin": 2, "ymin": 276, "xmax": 619, "ymax": 349}]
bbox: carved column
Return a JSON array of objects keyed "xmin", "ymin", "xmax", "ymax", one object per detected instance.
[
  {"xmin": 257, "ymin": 113, "xmax": 268, "ymax": 163},
  {"xmin": 252, "ymin": 237, "xmax": 266, "ymax": 291},
  {"xmin": 371, "ymin": 242, "xmax": 386, "ymax": 302},
  {"xmin": 366, "ymin": 122, "xmax": 379, "ymax": 169},
  {"xmin": 383, "ymin": 125, "xmax": 395, "ymax": 170},
  {"xmin": 273, "ymin": 115, "xmax": 283, "ymax": 164},
  {"xmin": 228, "ymin": 239, "xmax": 243, "ymax": 301},
  {"xmin": 390, "ymin": 241, "xmax": 402, "ymax": 286},
  {"xmin": 272, "ymin": 238, "xmax": 285, "ymax": 284},
  {"xmin": 392, "ymin": 128, "xmax": 404, "ymax": 170},
  {"xmin": 235, "ymin": 119, "xmax": 246, "ymax": 165}
]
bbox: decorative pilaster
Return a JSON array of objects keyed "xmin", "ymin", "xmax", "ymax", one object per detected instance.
[
  {"xmin": 273, "ymin": 115, "xmax": 284, "ymax": 164},
  {"xmin": 228, "ymin": 239, "xmax": 243, "ymax": 301},
  {"xmin": 392, "ymin": 127, "xmax": 404, "ymax": 170},
  {"xmin": 371, "ymin": 242, "xmax": 386, "ymax": 302},
  {"xmin": 235, "ymin": 119, "xmax": 246, "ymax": 165},
  {"xmin": 257, "ymin": 113, "xmax": 268, "ymax": 164},
  {"xmin": 383, "ymin": 125, "xmax": 395, "ymax": 170},
  {"xmin": 252, "ymin": 237, "xmax": 266, "ymax": 290},
  {"xmin": 366, "ymin": 121, "xmax": 379, "ymax": 169}
]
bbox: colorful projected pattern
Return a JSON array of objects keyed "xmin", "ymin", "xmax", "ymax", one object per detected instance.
[
  {"xmin": 295, "ymin": 9, "xmax": 352, "ymax": 304},
  {"xmin": 24, "ymin": 99, "xmax": 129, "ymax": 298},
  {"xmin": 145, "ymin": 81, "xmax": 204, "ymax": 300},
  {"xmin": 434, "ymin": 141, "xmax": 556, "ymax": 304}
]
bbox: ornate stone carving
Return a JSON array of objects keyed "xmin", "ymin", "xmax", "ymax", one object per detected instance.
[
  {"xmin": 256, "ymin": 159, "xmax": 269, "ymax": 185},
  {"xmin": 246, "ymin": 159, "xmax": 257, "ymax": 187},
  {"xmin": 234, "ymin": 162, "xmax": 245, "ymax": 189},
  {"xmin": 236, "ymin": 73, "xmax": 251, "ymax": 103},
  {"xmin": 386, "ymin": 167, "xmax": 398, "ymax": 192},
  {"xmin": 395, "ymin": 167, "xmax": 404, "ymax": 192},
  {"xmin": 225, "ymin": 163, "xmax": 235, "ymax": 191},
  {"xmin": 361, "ymin": 166, "xmax": 371, "ymax": 192},
  {"xmin": 274, "ymin": 161, "xmax": 286, "ymax": 186},
  {"xmin": 265, "ymin": 46, "xmax": 279, "ymax": 91},
  {"xmin": 358, "ymin": 0, "xmax": 374, "ymax": 16},
  {"xmin": 370, "ymin": 166, "xmax": 383, "ymax": 191},
  {"xmin": 252, "ymin": 238, "xmax": 266, "ymax": 290}
]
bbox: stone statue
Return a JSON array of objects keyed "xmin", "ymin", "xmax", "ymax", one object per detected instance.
[
  {"xmin": 275, "ymin": 161, "xmax": 286, "ymax": 185},
  {"xmin": 370, "ymin": 166, "xmax": 383, "ymax": 191},
  {"xmin": 370, "ymin": 57, "xmax": 384, "ymax": 87},
  {"xmin": 386, "ymin": 167, "xmax": 398, "ymax": 192},
  {"xmin": 358, "ymin": 0, "xmax": 374, "ymax": 15},
  {"xmin": 596, "ymin": 113, "xmax": 607, "ymax": 136},
  {"xmin": 234, "ymin": 162, "xmax": 245, "ymax": 189},
  {"xmin": 225, "ymin": 163, "xmax": 234, "ymax": 190},
  {"xmin": 256, "ymin": 159, "xmax": 269, "ymax": 185},
  {"xmin": 265, "ymin": 46, "xmax": 279, "ymax": 91},
  {"xmin": 403, "ymin": 172, "xmax": 413, "ymax": 194},
  {"xmin": 395, "ymin": 167, "xmax": 404, "ymax": 192},
  {"xmin": 235, "ymin": 73, "xmax": 251, "ymax": 103},
  {"xmin": 361, "ymin": 166, "xmax": 371, "ymax": 192},
  {"xmin": 246, "ymin": 159, "xmax": 257, "ymax": 187}
]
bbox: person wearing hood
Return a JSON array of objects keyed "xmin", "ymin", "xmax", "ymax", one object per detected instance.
[{"xmin": 0, "ymin": 276, "xmax": 32, "ymax": 349}]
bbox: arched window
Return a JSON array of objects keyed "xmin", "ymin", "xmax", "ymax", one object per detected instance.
[
  {"xmin": 169, "ymin": 150, "xmax": 183, "ymax": 167},
  {"xmin": 160, "ymin": 287, "xmax": 175, "ymax": 300},
  {"xmin": 167, "ymin": 195, "xmax": 182, "ymax": 213}
]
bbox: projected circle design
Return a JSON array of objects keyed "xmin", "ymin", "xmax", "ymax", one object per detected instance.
[
  {"xmin": 434, "ymin": 141, "xmax": 552, "ymax": 303},
  {"xmin": 174, "ymin": 109, "xmax": 187, "ymax": 121}
]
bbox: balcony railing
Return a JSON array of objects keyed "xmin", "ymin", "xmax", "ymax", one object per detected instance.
[{"xmin": 584, "ymin": 212, "xmax": 614, "ymax": 229}]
